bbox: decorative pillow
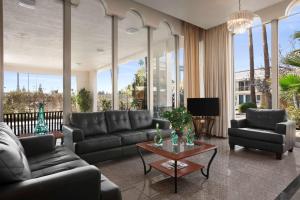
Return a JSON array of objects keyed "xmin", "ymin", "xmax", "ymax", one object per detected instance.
[{"xmin": 0, "ymin": 130, "xmax": 31, "ymax": 184}]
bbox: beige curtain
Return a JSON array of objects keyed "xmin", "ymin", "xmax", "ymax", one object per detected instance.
[
  {"xmin": 204, "ymin": 23, "xmax": 233, "ymax": 138},
  {"xmin": 183, "ymin": 22, "xmax": 205, "ymax": 98}
]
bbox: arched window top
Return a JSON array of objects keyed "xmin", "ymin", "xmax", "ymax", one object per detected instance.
[
  {"xmin": 286, "ymin": 0, "xmax": 300, "ymax": 16},
  {"xmin": 119, "ymin": 10, "xmax": 144, "ymax": 32},
  {"xmin": 153, "ymin": 21, "xmax": 173, "ymax": 42}
]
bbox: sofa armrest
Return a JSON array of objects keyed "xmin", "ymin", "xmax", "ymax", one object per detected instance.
[
  {"xmin": 231, "ymin": 119, "xmax": 247, "ymax": 128},
  {"xmin": 152, "ymin": 118, "xmax": 170, "ymax": 130},
  {"xmin": 20, "ymin": 135, "xmax": 55, "ymax": 157},
  {"xmin": 63, "ymin": 125, "xmax": 84, "ymax": 142},
  {"xmin": 0, "ymin": 165, "xmax": 100, "ymax": 200},
  {"xmin": 275, "ymin": 121, "xmax": 296, "ymax": 135},
  {"xmin": 63, "ymin": 125, "xmax": 84, "ymax": 152},
  {"xmin": 276, "ymin": 120, "xmax": 296, "ymax": 151}
]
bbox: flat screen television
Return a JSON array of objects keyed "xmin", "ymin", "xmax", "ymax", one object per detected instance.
[{"xmin": 187, "ymin": 98, "xmax": 220, "ymax": 116}]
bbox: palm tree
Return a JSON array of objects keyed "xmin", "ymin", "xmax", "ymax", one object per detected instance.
[
  {"xmin": 279, "ymin": 74, "xmax": 300, "ymax": 108},
  {"xmin": 248, "ymin": 27, "xmax": 256, "ymax": 105},
  {"xmin": 262, "ymin": 24, "xmax": 271, "ymax": 108},
  {"xmin": 284, "ymin": 31, "xmax": 300, "ymax": 67}
]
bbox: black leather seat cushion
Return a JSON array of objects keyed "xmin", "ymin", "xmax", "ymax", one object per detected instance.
[
  {"xmin": 0, "ymin": 123, "xmax": 25, "ymax": 153},
  {"xmin": 106, "ymin": 111, "xmax": 132, "ymax": 133},
  {"xmin": 246, "ymin": 109, "xmax": 286, "ymax": 130},
  {"xmin": 143, "ymin": 129, "xmax": 172, "ymax": 140},
  {"xmin": 29, "ymin": 146, "xmax": 81, "ymax": 171},
  {"xmin": 101, "ymin": 174, "xmax": 122, "ymax": 200},
  {"xmin": 228, "ymin": 128, "xmax": 284, "ymax": 144},
  {"xmin": 31, "ymin": 159, "xmax": 89, "ymax": 178},
  {"xmin": 113, "ymin": 131, "xmax": 148, "ymax": 145},
  {"xmin": 70, "ymin": 112, "xmax": 108, "ymax": 136},
  {"xmin": 75, "ymin": 135, "xmax": 122, "ymax": 154},
  {"xmin": 129, "ymin": 110, "xmax": 152, "ymax": 130}
]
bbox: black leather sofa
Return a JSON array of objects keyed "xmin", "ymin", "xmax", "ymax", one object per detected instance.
[
  {"xmin": 0, "ymin": 122, "xmax": 121, "ymax": 200},
  {"xmin": 63, "ymin": 110, "xmax": 171, "ymax": 163},
  {"xmin": 228, "ymin": 109, "xmax": 296, "ymax": 159}
]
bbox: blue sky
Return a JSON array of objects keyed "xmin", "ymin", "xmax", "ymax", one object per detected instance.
[{"xmin": 234, "ymin": 6, "xmax": 300, "ymax": 72}]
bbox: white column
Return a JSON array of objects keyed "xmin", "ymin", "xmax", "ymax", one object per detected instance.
[
  {"xmin": 0, "ymin": 0, "xmax": 3, "ymax": 121},
  {"xmin": 89, "ymin": 70, "xmax": 98, "ymax": 112},
  {"xmin": 175, "ymin": 35, "xmax": 180, "ymax": 108},
  {"xmin": 63, "ymin": 0, "xmax": 72, "ymax": 124},
  {"xmin": 271, "ymin": 19, "xmax": 279, "ymax": 109},
  {"xmin": 112, "ymin": 16, "xmax": 119, "ymax": 110},
  {"xmin": 147, "ymin": 27, "xmax": 154, "ymax": 114}
]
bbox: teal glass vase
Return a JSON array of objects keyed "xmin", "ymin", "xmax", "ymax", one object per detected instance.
[
  {"xmin": 154, "ymin": 123, "xmax": 163, "ymax": 146},
  {"xmin": 170, "ymin": 130, "xmax": 178, "ymax": 145},
  {"xmin": 186, "ymin": 128, "xmax": 195, "ymax": 146},
  {"xmin": 34, "ymin": 103, "xmax": 49, "ymax": 135}
]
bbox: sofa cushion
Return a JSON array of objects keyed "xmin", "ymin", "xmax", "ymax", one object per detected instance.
[
  {"xmin": 0, "ymin": 129, "xmax": 31, "ymax": 184},
  {"xmin": 105, "ymin": 111, "xmax": 132, "ymax": 133},
  {"xmin": 129, "ymin": 110, "xmax": 152, "ymax": 130},
  {"xmin": 29, "ymin": 146, "xmax": 81, "ymax": 171},
  {"xmin": 228, "ymin": 128, "xmax": 285, "ymax": 144},
  {"xmin": 113, "ymin": 131, "xmax": 148, "ymax": 145},
  {"xmin": 246, "ymin": 109, "xmax": 286, "ymax": 130},
  {"xmin": 70, "ymin": 112, "xmax": 108, "ymax": 136},
  {"xmin": 143, "ymin": 129, "xmax": 172, "ymax": 140},
  {"xmin": 31, "ymin": 159, "xmax": 89, "ymax": 178},
  {"xmin": 0, "ymin": 122, "xmax": 25, "ymax": 153},
  {"xmin": 75, "ymin": 135, "xmax": 122, "ymax": 154}
]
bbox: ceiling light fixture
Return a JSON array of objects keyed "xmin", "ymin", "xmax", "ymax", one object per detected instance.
[
  {"xmin": 96, "ymin": 48, "xmax": 104, "ymax": 53},
  {"xmin": 18, "ymin": 0, "xmax": 36, "ymax": 9},
  {"xmin": 126, "ymin": 27, "xmax": 139, "ymax": 34},
  {"xmin": 227, "ymin": 0, "xmax": 255, "ymax": 34}
]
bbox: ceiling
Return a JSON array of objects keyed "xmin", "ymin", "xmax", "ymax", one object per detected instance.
[
  {"xmin": 4, "ymin": 0, "xmax": 173, "ymax": 72},
  {"xmin": 134, "ymin": 0, "xmax": 285, "ymax": 29}
]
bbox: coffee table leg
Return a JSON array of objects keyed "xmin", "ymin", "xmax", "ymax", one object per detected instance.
[
  {"xmin": 137, "ymin": 146, "xmax": 152, "ymax": 175},
  {"xmin": 174, "ymin": 160, "xmax": 177, "ymax": 193},
  {"xmin": 201, "ymin": 148, "xmax": 217, "ymax": 179}
]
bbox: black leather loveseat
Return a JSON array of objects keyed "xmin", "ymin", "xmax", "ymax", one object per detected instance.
[
  {"xmin": 0, "ymin": 122, "xmax": 121, "ymax": 200},
  {"xmin": 228, "ymin": 109, "xmax": 296, "ymax": 159},
  {"xmin": 63, "ymin": 110, "xmax": 171, "ymax": 163}
]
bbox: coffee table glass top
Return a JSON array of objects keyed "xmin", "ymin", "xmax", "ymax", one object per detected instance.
[
  {"xmin": 137, "ymin": 138, "xmax": 216, "ymax": 161},
  {"xmin": 148, "ymin": 139, "xmax": 200, "ymax": 154}
]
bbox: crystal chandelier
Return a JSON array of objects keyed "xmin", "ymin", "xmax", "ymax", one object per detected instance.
[{"xmin": 227, "ymin": 0, "xmax": 255, "ymax": 34}]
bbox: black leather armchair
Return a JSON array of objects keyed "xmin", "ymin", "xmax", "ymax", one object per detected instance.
[{"xmin": 228, "ymin": 109, "xmax": 296, "ymax": 159}]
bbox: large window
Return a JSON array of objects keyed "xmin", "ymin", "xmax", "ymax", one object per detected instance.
[
  {"xmin": 234, "ymin": 19, "xmax": 272, "ymax": 118},
  {"xmin": 72, "ymin": 0, "xmax": 112, "ymax": 112},
  {"xmin": 118, "ymin": 11, "xmax": 147, "ymax": 110},
  {"xmin": 153, "ymin": 23, "xmax": 176, "ymax": 117},
  {"xmin": 3, "ymin": 0, "xmax": 63, "ymax": 113},
  {"xmin": 278, "ymin": 6, "xmax": 300, "ymax": 126}
]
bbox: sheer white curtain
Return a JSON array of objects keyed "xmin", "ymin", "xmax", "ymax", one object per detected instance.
[{"xmin": 204, "ymin": 23, "xmax": 233, "ymax": 137}]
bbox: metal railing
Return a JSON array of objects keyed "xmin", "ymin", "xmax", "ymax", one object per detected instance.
[{"xmin": 3, "ymin": 111, "xmax": 63, "ymax": 136}]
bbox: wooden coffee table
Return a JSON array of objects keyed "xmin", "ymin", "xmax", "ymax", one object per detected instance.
[{"xmin": 136, "ymin": 139, "xmax": 217, "ymax": 193}]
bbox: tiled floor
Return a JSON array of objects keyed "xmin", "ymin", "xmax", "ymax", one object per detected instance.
[{"xmin": 96, "ymin": 138, "xmax": 300, "ymax": 200}]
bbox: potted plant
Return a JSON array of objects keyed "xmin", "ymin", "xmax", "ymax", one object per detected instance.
[
  {"xmin": 76, "ymin": 88, "xmax": 92, "ymax": 112},
  {"xmin": 162, "ymin": 107, "xmax": 192, "ymax": 136}
]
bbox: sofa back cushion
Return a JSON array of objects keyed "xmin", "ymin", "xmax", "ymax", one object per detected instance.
[
  {"xmin": 246, "ymin": 109, "xmax": 286, "ymax": 130},
  {"xmin": 0, "ymin": 122, "xmax": 25, "ymax": 153},
  {"xmin": 70, "ymin": 112, "xmax": 108, "ymax": 136},
  {"xmin": 129, "ymin": 110, "xmax": 152, "ymax": 130},
  {"xmin": 0, "ymin": 127, "xmax": 31, "ymax": 184},
  {"xmin": 105, "ymin": 111, "xmax": 132, "ymax": 133}
]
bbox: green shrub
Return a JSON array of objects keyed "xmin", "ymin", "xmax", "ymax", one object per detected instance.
[
  {"xmin": 239, "ymin": 102, "xmax": 257, "ymax": 113},
  {"xmin": 76, "ymin": 88, "xmax": 92, "ymax": 112}
]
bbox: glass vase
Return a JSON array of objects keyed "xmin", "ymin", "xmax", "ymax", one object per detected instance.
[
  {"xmin": 170, "ymin": 130, "xmax": 178, "ymax": 145},
  {"xmin": 154, "ymin": 123, "xmax": 163, "ymax": 146},
  {"xmin": 186, "ymin": 128, "xmax": 194, "ymax": 146}
]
